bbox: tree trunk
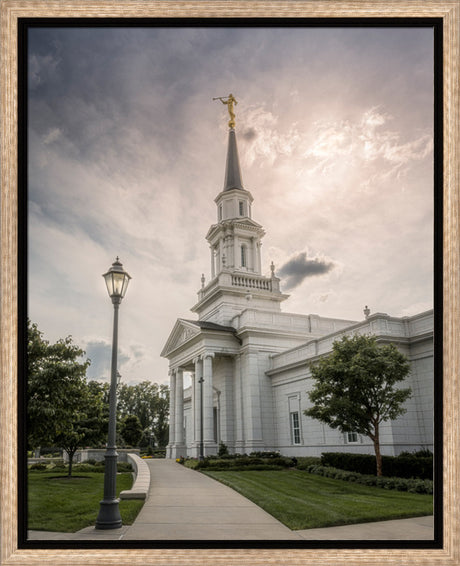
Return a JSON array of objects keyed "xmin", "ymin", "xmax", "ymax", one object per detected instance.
[
  {"xmin": 67, "ymin": 449, "xmax": 76, "ymax": 477},
  {"xmin": 373, "ymin": 424, "xmax": 382, "ymax": 476}
]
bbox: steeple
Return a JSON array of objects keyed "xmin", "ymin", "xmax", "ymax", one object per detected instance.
[
  {"xmin": 224, "ymin": 128, "xmax": 244, "ymax": 191},
  {"xmin": 190, "ymin": 95, "xmax": 289, "ymax": 324}
]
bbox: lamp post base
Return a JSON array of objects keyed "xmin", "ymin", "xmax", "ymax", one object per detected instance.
[{"xmin": 95, "ymin": 499, "xmax": 122, "ymax": 530}]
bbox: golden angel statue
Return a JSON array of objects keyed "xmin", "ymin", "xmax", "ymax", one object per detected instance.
[{"xmin": 213, "ymin": 93, "xmax": 238, "ymax": 128}]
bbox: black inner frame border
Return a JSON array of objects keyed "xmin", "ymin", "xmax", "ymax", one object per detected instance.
[{"xmin": 17, "ymin": 16, "xmax": 444, "ymax": 551}]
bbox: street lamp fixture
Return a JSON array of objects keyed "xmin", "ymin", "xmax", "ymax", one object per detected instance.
[{"xmin": 96, "ymin": 257, "xmax": 131, "ymax": 530}]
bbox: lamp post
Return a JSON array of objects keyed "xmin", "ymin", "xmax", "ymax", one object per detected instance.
[
  {"xmin": 199, "ymin": 376, "xmax": 204, "ymax": 461},
  {"xmin": 96, "ymin": 257, "xmax": 131, "ymax": 530}
]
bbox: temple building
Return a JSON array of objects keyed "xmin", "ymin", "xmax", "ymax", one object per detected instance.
[{"xmin": 161, "ymin": 99, "xmax": 434, "ymax": 460}]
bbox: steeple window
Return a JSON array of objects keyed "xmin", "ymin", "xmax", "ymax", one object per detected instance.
[
  {"xmin": 218, "ymin": 204, "xmax": 223, "ymax": 221},
  {"xmin": 239, "ymin": 201, "xmax": 245, "ymax": 216},
  {"xmin": 241, "ymin": 245, "xmax": 247, "ymax": 268}
]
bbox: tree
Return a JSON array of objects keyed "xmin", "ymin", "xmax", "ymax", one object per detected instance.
[
  {"xmin": 56, "ymin": 381, "xmax": 107, "ymax": 476},
  {"xmin": 27, "ymin": 321, "xmax": 106, "ymax": 476},
  {"xmin": 120, "ymin": 414, "xmax": 143, "ymax": 447},
  {"xmin": 304, "ymin": 334, "xmax": 411, "ymax": 476},
  {"xmin": 117, "ymin": 381, "xmax": 169, "ymax": 448}
]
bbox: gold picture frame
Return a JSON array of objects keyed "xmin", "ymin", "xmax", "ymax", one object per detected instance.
[{"xmin": 1, "ymin": 1, "xmax": 458, "ymax": 564}]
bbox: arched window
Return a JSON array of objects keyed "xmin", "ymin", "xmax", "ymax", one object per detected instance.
[
  {"xmin": 241, "ymin": 245, "xmax": 247, "ymax": 267},
  {"xmin": 239, "ymin": 201, "xmax": 244, "ymax": 216}
]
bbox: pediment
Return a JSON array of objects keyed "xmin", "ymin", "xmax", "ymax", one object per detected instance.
[{"xmin": 160, "ymin": 319, "xmax": 201, "ymax": 358}]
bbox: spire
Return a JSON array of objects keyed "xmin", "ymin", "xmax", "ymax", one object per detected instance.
[
  {"xmin": 224, "ymin": 128, "xmax": 244, "ymax": 191},
  {"xmin": 213, "ymin": 94, "xmax": 244, "ymax": 192}
]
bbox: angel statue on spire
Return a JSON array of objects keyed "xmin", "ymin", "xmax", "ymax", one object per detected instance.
[{"xmin": 213, "ymin": 93, "xmax": 238, "ymax": 128}]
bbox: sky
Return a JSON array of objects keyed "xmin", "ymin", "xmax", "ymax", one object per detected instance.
[{"xmin": 28, "ymin": 25, "xmax": 434, "ymax": 387}]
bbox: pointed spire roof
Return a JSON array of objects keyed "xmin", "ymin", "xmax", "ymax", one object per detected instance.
[{"xmin": 224, "ymin": 128, "xmax": 244, "ymax": 191}]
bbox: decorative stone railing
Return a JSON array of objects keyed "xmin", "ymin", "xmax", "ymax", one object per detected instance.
[
  {"xmin": 231, "ymin": 274, "xmax": 272, "ymax": 291},
  {"xmin": 198, "ymin": 270, "xmax": 280, "ymax": 301}
]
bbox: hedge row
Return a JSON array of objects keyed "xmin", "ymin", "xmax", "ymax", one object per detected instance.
[
  {"xmin": 307, "ymin": 465, "xmax": 433, "ymax": 494},
  {"xmin": 193, "ymin": 456, "xmax": 292, "ymax": 470},
  {"xmin": 321, "ymin": 451, "xmax": 433, "ymax": 480}
]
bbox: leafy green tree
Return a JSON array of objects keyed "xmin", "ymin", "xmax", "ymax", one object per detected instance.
[
  {"xmin": 117, "ymin": 381, "xmax": 169, "ymax": 448},
  {"xmin": 28, "ymin": 320, "xmax": 90, "ymax": 449},
  {"xmin": 57, "ymin": 382, "xmax": 107, "ymax": 476},
  {"xmin": 304, "ymin": 334, "xmax": 411, "ymax": 476},
  {"xmin": 27, "ymin": 321, "xmax": 106, "ymax": 476},
  {"xmin": 120, "ymin": 414, "xmax": 143, "ymax": 447}
]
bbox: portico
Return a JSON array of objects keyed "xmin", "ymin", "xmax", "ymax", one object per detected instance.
[{"xmin": 162, "ymin": 320, "xmax": 242, "ymax": 459}]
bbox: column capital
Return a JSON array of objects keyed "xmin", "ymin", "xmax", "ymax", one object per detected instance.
[{"xmin": 203, "ymin": 351, "xmax": 215, "ymax": 360}]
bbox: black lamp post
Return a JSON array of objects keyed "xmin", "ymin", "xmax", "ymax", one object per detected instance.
[{"xmin": 96, "ymin": 257, "xmax": 131, "ymax": 530}]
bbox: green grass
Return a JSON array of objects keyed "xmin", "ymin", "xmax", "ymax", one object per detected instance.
[
  {"xmin": 28, "ymin": 472, "xmax": 144, "ymax": 532},
  {"xmin": 203, "ymin": 469, "xmax": 433, "ymax": 530}
]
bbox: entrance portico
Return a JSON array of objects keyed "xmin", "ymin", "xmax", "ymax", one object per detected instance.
[{"xmin": 162, "ymin": 320, "xmax": 241, "ymax": 459}]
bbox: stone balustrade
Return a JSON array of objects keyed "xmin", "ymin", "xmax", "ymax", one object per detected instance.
[{"xmin": 231, "ymin": 274, "xmax": 272, "ymax": 290}]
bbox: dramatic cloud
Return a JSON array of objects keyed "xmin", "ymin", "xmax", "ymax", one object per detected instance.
[
  {"xmin": 302, "ymin": 107, "xmax": 433, "ymax": 182},
  {"xmin": 278, "ymin": 252, "xmax": 336, "ymax": 291},
  {"xmin": 27, "ymin": 26, "xmax": 434, "ymax": 383}
]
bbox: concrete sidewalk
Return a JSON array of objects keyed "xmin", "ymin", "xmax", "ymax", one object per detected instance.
[{"xmin": 28, "ymin": 459, "xmax": 434, "ymax": 541}]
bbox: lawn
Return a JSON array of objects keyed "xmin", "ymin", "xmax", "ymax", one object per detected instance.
[
  {"xmin": 28, "ymin": 471, "xmax": 144, "ymax": 532},
  {"xmin": 203, "ymin": 469, "xmax": 433, "ymax": 530}
]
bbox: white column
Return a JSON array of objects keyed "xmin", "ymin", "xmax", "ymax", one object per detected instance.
[
  {"xmin": 234, "ymin": 355, "xmax": 244, "ymax": 451},
  {"xmin": 168, "ymin": 369, "xmax": 176, "ymax": 455},
  {"xmin": 257, "ymin": 242, "xmax": 262, "ymax": 274},
  {"xmin": 203, "ymin": 353, "xmax": 215, "ymax": 447},
  {"xmin": 175, "ymin": 368, "xmax": 184, "ymax": 447},
  {"xmin": 216, "ymin": 242, "xmax": 221, "ymax": 273},
  {"xmin": 252, "ymin": 238, "xmax": 257, "ymax": 271},
  {"xmin": 194, "ymin": 357, "xmax": 203, "ymax": 456},
  {"xmin": 234, "ymin": 235, "xmax": 239, "ymax": 268},
  {"xmin": 190, "ymin": 371, "xmax": 195, "ymax": 444},
  {"xmin": 210, "ymin": 247, "xmax": 215, "ymax": 279},
  {"xmin": 241, "ymin": 349, "xmax": 264, "ymax": 453}
]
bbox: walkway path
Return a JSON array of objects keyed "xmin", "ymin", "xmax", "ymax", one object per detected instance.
[
  {"xmin": 122, "ymin": 459, "xmax": 300, "ymax": 540},
  {"xmin": 28, "ymin": 459, "xmax": 434, "ymax": 541}
]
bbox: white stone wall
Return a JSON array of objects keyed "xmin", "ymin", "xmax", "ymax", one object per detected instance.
[
  {"xmin": 390, "ymin": 338, "xmax": 434, "ymax": 453},
  {"xmin": 269, "ymin": 311, "xmax": 434, "ymax": 457}
]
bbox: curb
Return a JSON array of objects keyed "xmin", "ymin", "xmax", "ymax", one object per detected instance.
[{"xmin": 119, "ymin": 453, "xmax": 150, "ymax": 500}]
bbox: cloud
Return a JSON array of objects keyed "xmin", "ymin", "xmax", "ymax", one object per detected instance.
[
  {"xmin": 278, "ymin": 251, "xmax": 336, "ymax": 291},
  {"xmin": 241, "ymin": 127, "xmax": 257, "ymax": 142},
  {"xmin": 83, "ymin": 339, "xmax": 131, "ymax": 381},
  {"xmin": 239, "ymin": 106, "xmax": 301, "ymax": 166},
  {"xmin": 303, "ymin": 107, "xmax": 433, "ymax": 182}
]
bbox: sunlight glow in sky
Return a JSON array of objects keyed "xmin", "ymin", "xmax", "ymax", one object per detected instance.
[{"xmin": 28, "ymin": 26, "xmax": 434, "ymax": 385}]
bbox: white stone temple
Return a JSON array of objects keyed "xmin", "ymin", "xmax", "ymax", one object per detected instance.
[{"xmin": 161, "ymin": 108, "xmax": 433, "ymax": 460}]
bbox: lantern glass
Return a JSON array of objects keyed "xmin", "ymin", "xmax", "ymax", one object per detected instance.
[{"xmin": 103, "ymin": 259, "xmax": 131, "ymax": 299}]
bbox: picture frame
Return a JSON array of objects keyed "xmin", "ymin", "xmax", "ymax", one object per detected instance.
[{"xmin": 1, "ymin": 1, "xmax": 458, "ymax": 565}]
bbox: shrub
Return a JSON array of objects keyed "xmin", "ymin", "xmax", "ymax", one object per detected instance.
[
  {"xmin": 29, "ymin": 463, "xmax": 47, "ymax": 471},
  {"xmin": 296, "ymin": 456, "xmax": 321, "ymax": 469},
  {"xmin": 218, "ymin": 442, "xmax": 229, "ymax": 457},
  {"xmin": 321, "ymin": 451, "xmax": 433, "ymax": 480},
  {"xmin": 249, "ymin": 451, "xmax": 280, "ymax": 458},
  {"xmin": 306, "ymin": 465, "xmax": 433, "ymax": 494}
]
